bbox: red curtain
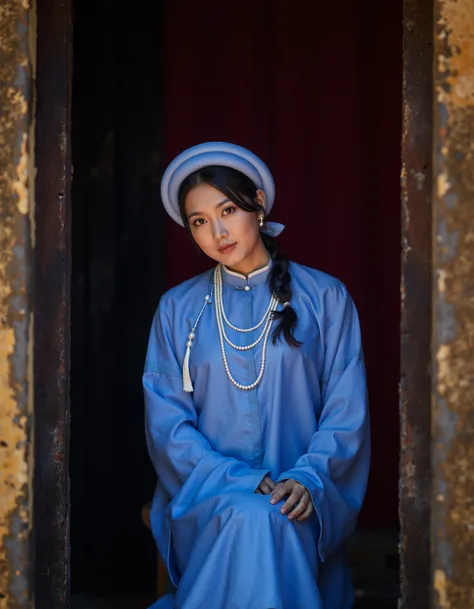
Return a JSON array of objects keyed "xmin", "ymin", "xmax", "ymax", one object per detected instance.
[{"xmin": 162, "ymin": 1, "xmax": 401, "ymax": 529}]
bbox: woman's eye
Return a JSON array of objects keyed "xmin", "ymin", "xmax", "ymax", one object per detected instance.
[
  {"xmin": 192, "ymin": 218, "xmax": 205, "ymax": 227},
  {"xmin": 222, "ymin": 206, "xmax": 235, "ymax": 216}
]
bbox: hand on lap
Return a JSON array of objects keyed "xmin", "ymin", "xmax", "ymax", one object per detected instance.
[{"xmin": 270, "ymin": 479, "xmax": 313, "ymax": 522}]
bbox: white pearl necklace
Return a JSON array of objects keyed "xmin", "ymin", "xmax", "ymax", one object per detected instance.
[
  {"xmin": 214, "ymin": 264, "xmax": 279, "ymax": 390},
  {"xmin": 215, "ymin": 266, "xmax": 279, "ymax": 351},
  {"xmin": 220, "ymin": 284, "xmax": 277, "ymax": 333}
]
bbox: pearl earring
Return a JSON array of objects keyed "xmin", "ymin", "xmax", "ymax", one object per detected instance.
[{"xmin": 259, "ymin": 214, "xmax": 264, "ymax": 228}]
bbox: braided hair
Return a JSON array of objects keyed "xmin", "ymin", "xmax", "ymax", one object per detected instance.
[{"xmin": 178, "ymin": 166, "xmax": 301, "ymax": 348}]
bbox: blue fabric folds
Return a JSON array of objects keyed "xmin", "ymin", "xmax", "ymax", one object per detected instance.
[{"xmin": 144, "ymin": 261, "xmax": 370, "ymax": 609}]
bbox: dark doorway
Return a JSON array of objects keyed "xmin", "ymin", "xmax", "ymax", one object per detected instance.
[
  {"xmin": 70, "ymin": 0, "xmax": 164, "ymax": 602},
  {"xmin": 70, "ymin": 1, "xmax": 401, "ymax": 606}
]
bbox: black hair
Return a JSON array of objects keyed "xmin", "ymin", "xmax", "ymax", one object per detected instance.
[{"xmin": 178, "ymin": 166, "xmax": 301, "ymax": 347}]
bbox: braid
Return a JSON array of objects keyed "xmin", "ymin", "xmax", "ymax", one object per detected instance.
[{"xmin": 261, "ymin": 233, "xmax": 301, "ymax": 348}]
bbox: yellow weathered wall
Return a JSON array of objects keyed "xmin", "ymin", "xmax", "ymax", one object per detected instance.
[{"xmin": 0, "ymin": 1, "xmax": 35, "ymax": 607}]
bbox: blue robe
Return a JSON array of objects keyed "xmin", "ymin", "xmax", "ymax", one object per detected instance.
[{"xmin": 144, "ymin": 261, "xmax": 370, "ymax": 609}]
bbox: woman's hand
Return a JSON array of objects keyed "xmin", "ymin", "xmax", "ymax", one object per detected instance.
[
  {"xmin": 270, "ymin": 479, "xmax": 314, "ymax": 522},
  {"xmin": 255, "ymin": 475, "xmax": 276, "ymax": 495}
]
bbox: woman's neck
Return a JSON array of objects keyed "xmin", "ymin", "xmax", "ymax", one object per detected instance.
[{"xmin": 225, "ymin": 243, "xmax": 270, "ymax": 278}]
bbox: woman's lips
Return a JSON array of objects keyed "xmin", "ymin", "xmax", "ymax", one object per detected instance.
[{"xmin": 218, "ymin": 243, "xmax": 237, "ymax": 255}]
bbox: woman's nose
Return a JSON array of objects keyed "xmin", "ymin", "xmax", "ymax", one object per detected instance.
[{"xmin": 213, "ymin": 221, "xmax": 229, "ymax": 241}]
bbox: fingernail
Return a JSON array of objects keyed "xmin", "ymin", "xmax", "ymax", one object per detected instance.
[
  {"xmin": 288, "ymin": 515, "xmax": 294, "ymax": 521},
  {"xmin": 270, "ymin": 499, "xmax": 276, "ymax": 505},
  {"xmin": 281, "ymin": 508, "xmax": 287, "ymax": 514}
]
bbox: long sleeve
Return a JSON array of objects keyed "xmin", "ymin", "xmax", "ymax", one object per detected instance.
[
  {"xmin": 143, "ymin": 298, "xmax": 269, "ymax": 512},
  {"xmin": 277, "ymin": 283, "xmax": 370, "ymax": 561}
]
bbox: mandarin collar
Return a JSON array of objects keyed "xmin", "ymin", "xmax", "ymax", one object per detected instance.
[{"xmin": 221, "ymin": 259, "xmax": 272, "ymax": 290}]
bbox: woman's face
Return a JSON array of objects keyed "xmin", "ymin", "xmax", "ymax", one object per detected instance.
[{"xmin": 184, "ymin": 183, "xmax": 268, "ymax": 274}]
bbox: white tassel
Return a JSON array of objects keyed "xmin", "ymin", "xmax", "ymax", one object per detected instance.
[
  {"xmin": 183, "ymin": 341, "xmax": 194, "ymax": 392},
  {"xmin": 182, "ymin": 294, "xmax": 211, "ymax": 392}
]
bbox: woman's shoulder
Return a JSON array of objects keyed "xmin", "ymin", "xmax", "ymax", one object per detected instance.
[
  {"xmin": 289, "ymin": 261, "xmax": 357, "ymax": 324},
  {"xmin": 289, "ymin": 261, "xmax": 348, "ymax": 296}
]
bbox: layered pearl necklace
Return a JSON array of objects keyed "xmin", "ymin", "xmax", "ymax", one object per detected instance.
[
  {"xmin": 182, "ymin": 263, "xmax": 282, "ymax": 393},
  {"xmin": 214, "ymin": 264, "xmax": 279, "ymax": 390}
]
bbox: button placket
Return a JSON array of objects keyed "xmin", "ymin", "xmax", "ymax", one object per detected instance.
[{"xmin": 247, "ymin": 285, "xmax": 265, "ymax": 466}]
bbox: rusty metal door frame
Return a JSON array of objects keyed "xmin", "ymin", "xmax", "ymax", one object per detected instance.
[
  {"xmin": 34, "ymin": 0, "xmax": 73, "ymax": 607},
  {"xmin": 431, "ymin": 0, "xmax": 474, "ymax": 607},
  {"xmin": 400, "ymin": 0, "xmax": 433, "ymax": 606},
  {"xmin": 401, "ymin": 0, "xmax": 474, "ymax": 608},
  {"xmin": 0, "ymin": 1, "xmax": 73, "ymax": 605},
  {"xmin": 0, "ymin": 1, "xmax": 36, "ymax": 607}
]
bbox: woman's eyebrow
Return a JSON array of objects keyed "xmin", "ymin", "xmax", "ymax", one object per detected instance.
[{"xmin": 188, "ymin": 198, "xmax": 231, "ymax": 219}]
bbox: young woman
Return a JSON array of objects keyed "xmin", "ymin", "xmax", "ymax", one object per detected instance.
[{"xmin": 144, "ymin": 142, "xmax": 370, "ymax": 609}]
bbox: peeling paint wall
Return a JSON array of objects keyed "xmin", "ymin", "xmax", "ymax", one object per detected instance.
[
  {"xmin": 0, "ymin": 1, "xmax": 34, "ymax": 608},
  {"xmin": 400, "ymin": 1, "xmax": 433, "ymax": 607},
  {"xmin": 433, "ymin": 0, "xmax": 474, "ymax": 607}
]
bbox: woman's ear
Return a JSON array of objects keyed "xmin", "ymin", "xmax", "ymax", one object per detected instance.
[{"xmin": 256, "ymin": 189, "xmax": 267, "ymax": 211}]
